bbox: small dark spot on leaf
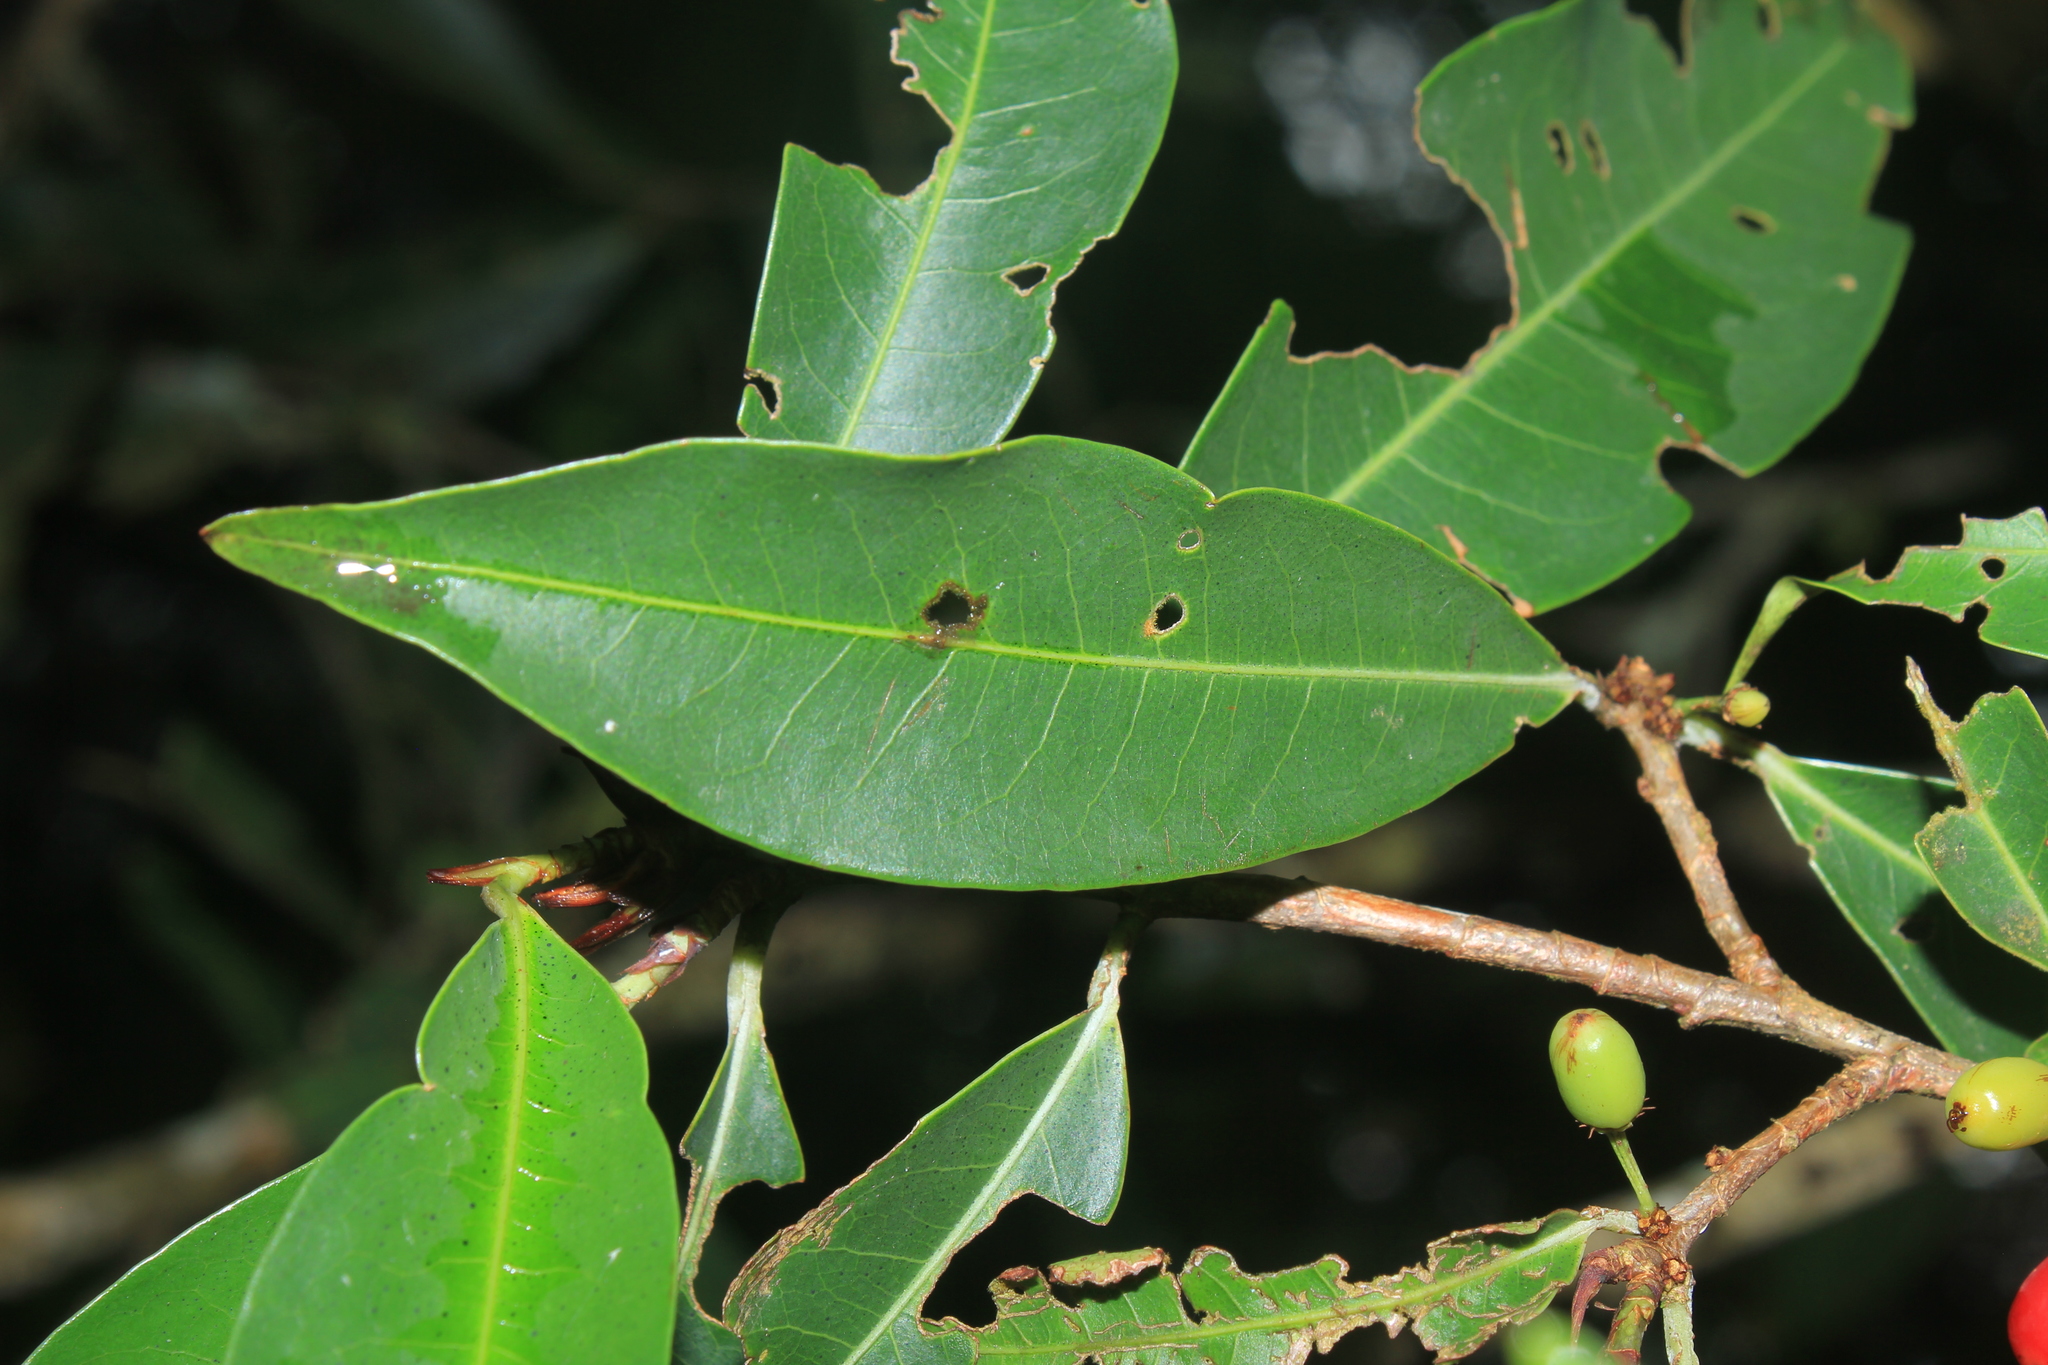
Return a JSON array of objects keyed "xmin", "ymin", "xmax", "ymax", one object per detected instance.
[
  {"xmin": 1757, "ymin": 0, "xmax": 1782, "ymax": 36},
  {"xmin": 1175, "ymin": 527, "xmax": 1203, "ymax": 553},
  {"xmin": 1982, "ymin": 557, "xmax": 2007, "ymax": 580},
  {"xmin": 1144, "ymin": 594, "xmax": 1186, "ymax": 638},
  {"xmin": 1579, "ymin": 120, "xmax": 1610, "ymax": 178},
  {"xmin": 744, "ymin": 368, "xmax": 781, "ymax": 417},
  {"xmin": 1003, "ymin": 262, "xmax": 1050, "ymax": 296},
  {"xmin": 1731, "ymin": 206, "xmax": 1777, "ymax": 235},
  {"xmin": 913, "ymin": 581, "xmax": 988, "ymax": 646},
  {"xmin": 1545, "ymin": 121, "xmax": 1574, "ymax": 172},
  {"xmin": 925, "ymin": 587, "xmax": 977, "ymax": 629}
]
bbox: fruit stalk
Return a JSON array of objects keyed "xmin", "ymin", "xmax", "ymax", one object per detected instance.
[{"xmin": 1607, "ymin": 1133, "xmax": 1655, "ymax": 1215}]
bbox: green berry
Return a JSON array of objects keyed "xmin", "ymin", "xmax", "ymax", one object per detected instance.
[
  {"xmin": 1945, "ymin": 1056, "xmax": 2048, "ymax": 1151},
  {"xmin": 1549, "ymin": 1009, "xmax": 1646, "ymax": 1132},
  {"xmin": 1720, "ymin": 685, "xmax": 1770, "ymax": 728}
]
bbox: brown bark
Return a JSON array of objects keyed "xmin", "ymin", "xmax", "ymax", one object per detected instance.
[
  {"xmin": 1130, "ymin": 875, "xmax": 1966, "ymax": 1095},
  {"xmin": 1587, "ymin": 658, "xmax": 1787, "ymax": 987}
]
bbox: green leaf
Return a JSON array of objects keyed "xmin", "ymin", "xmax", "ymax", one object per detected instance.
[
  {"xmin": 737, "ymin": 0, "xmax": 1175, "ymax": 454},
  {"xmin": 1823, "ymin": 509, "xmax": 2048, "ymax": 656},
  {"xmin": 1181, "ymin": 0, "xmax": 1911, "ymax": 613},
  {"xmin": 203, "ymin": 435, "xmax": 1575, "ymax": 890},
  {"xmin": 963, "ymin": 1212, "xmax": 1594, "ymax": 1365},
  {"xmin": 224, "ymin": 883, "xmax": 678, "ymax": 1365},
  {"xmin": 1726, "ymin": 509, "xmax": 2048, "ymax": 688},
  {"xmin": 723, "ymin": 936, "xmax": 1132, "ymax": 1365},
  {"xmin": 26, "ymin": 1165, "xmax": 312, "ymax": 1365},
  {"xmin": 1723, "ymin": 576, "xmax": 1823, "ymax": 691},
  {"xmin": 675, "ymin": 909, "xmax": 804, "ymax": 1364},
  {"xmin": 1745, "ymin": 743, "xmax": 2030, "ymax": 1059},
  {"xmin": 1907, "ymin": 666, "xmax": 2048, "ymax": 974},
  {"xmin": 2029, "ymin": 1033, "xmax": 2048, "ymax": 1065}
]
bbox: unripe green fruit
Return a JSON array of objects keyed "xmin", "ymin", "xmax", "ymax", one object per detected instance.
[
  {"xmin": 1945, "ymin": 1056, "xmax": 2048, "ymax": 1151},
  {"xmin": 1549, "ymin": 1009, "xmax": 1646, "ymax": 1132},
  {"xmin": 1720, "ymin": 684, "xmax": 1770, "ymax": 728}
]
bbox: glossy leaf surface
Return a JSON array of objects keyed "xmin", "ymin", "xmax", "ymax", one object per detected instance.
[
  {"xmin": 724, "ymin": 955, "xmax": 1129, "ymax": 1365},
  {"xmin": 675, "ymin": 911, "xmax": 803, "ymax": 1365},
  {"xmin": 225, "ymin": 887, "xmax": 677, "ymax": 1365},
  {"xmin": 1908, "ymin": 670, "xmax": 2048, "ymax": 973},
  {"xmin": 737, "ymin": 0, "xmax": 1175, "ymax": 454},
  {"xmin": 1748, "ymin": 744, "xmax": 2029, "ymax": 1059},
  {"xmin": 26, "ymin": 1166, "xmax": 311, "ymax": 1365},
  {"xmin": 963, "ymin": 1212, "xmax": 1594, "ymax": 1365},
  {"xmin": 205, "ymin": 436, "xmax": 1574, "ymax": 890},
  {"xmin": 1182, "ymin": 0, "xmax": 1910, "ymax": 613}
]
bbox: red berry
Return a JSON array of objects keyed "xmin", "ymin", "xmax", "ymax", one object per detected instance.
[{"xmin": 2015, "ymin": 1254, "xmax": 2048, "ymax": 1365}]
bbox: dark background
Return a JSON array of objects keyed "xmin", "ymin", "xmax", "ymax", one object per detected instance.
[{"xmin": 0, "ymin": 0, "xmax": 2044, "ymax": 1360}]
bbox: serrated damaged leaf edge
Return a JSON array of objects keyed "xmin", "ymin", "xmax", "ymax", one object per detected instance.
[
  {"xmin": 1187, "ymin": 0, "xmax": 1913, "ymax": 616},
  {"xmin": 1727, "ymin": 507, "xmax": 2048, "ymax": 688},
  {"xmin": 1905, "ymin": 661, "xmax": 2048, "ymax": 971},
  {"xmin": 725, "ymin": 961, "xmax": 1129, "ymax": 1365},
  {"xmin": 964, "ymin": 1212, "xmax": 1596, "ymax": 1363},
  {"xmin": 740, "ymin": 0, "xmax": 1176, "ymax": 451}
]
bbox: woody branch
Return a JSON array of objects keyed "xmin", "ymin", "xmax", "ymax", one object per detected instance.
[{"xmin": 1586, "ymin": 657, "xmax": 1789, "ymax": 988}]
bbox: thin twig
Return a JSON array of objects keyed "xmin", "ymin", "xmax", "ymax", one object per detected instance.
[
  {"xmin": 1587, "ymin": 658, "xmax": 1787, "ymax": 988},
  {"xmin": 1665, "ymin": 1050, "xmax": 1938, "ymax": 1253},
  {"xmin": 1555, "ymin": 1050, "xmax": 1935, "ymax": 1356},
  {"xmin": 1123, "ymin": 876, "xmax": 1966, "ymax": 1094}
]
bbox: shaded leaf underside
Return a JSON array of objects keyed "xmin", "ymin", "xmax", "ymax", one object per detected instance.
[
  {"xmin": 675, "ymin": 912, "xmax": 804, "ymax": 1362},
  {"xmin": 1749, "ymin": 745, "xmax": 2031, "ymax": 1058},
  {"xmin": 204, "ymin": 436, "xmax": 1574, "ymax": 890},
  {"xmin": 1182, "ymin": 0, "xmax": 1911, "ymax": 612}
]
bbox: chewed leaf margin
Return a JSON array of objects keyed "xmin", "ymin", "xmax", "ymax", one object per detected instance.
[
  {"xmin": 1906, "ymin": 663, "xmax": 2048, "ymax": 974},
  {"xmin": 957, "ymin": 1211, "xmax": 1600, "ymax": 1365},
  {"xmin": 1183, "ymin": 0, "xmax": 1913, "ymax": 615},
  {"xmin": 1726, "ymin": 508, "xmax": 2048, "ymax": 689},
  {"xmin": 737, "ymin": 0, "xmax": 1176, "ymax": 455}
]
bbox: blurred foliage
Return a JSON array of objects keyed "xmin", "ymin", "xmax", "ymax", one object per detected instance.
[{"xmin": 1, "ymin": 0, "xmax": 2046, "ymax": 1361}]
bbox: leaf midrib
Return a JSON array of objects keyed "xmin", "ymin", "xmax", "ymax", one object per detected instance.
[
  {"xmin": 1323, "ymin": 34, "xmax": 1853, "ymax": 507},
  {"xmin": 836, "ymin": 997, "xmax": 1118, "ymax": 1365},
  {"xmin": 1931, "ymin": 722, "xmax": 2048, "ymax": 949},
  {"xmin": 835, "ymin": 0, "xmax": 1000, "ymax": 445},
  {"xmin": 222, "ymin": 535, "xmax": 1578, "ymax": 694},
  {"xmin": 974, "ymin": 1219, "xmax": 1591, "ymax": 1357},
  {"xmin": 1751, "ymin": 747, "xmax": 1941, "ymax": 884},
  {"xmin": 473, "ymin": 909, "xmax": 534, "ymax": 1365}
]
